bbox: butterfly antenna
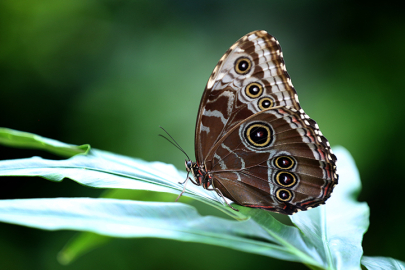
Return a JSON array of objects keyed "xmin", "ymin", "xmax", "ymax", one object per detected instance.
[
  {"xmin": 159, "ymin": 126, "xmax": 191, "ymax": 160},
  {"xmin": 158, "ymin": 134, "xmax": 186, "ymax": 155}
]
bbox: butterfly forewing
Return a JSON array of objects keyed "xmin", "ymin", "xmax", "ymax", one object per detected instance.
[
  {"xmin": 189, "ymin": 30, "xmax": 337, "ymax": 214},
  {"xmin": 195, "ymin": 30, "xmax": 301, "ymax": 162}
]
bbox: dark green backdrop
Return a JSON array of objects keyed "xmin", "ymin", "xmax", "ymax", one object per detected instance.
[{"xmin": 1, "ymin": 1, "xmax": 404, "ymax": 269}]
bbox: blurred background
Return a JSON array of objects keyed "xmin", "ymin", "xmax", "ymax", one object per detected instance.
[{"xmin": 0, "ymin": 0, "xmax": 404, "ymax": 269}]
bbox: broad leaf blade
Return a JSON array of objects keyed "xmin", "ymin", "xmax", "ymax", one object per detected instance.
[
  {"xmin": 0, "ymin": 197, "xmax": 320, "ymax": 266},
  {"xmin": 59, "ymin": 200, "xmax": 324, "ymax": 266},
  {"xmin": 0, "ymin": 145, "xmax": 245, "ymax": 220},
  {"xmin": 57, "ymin": 189, "xmax": 182, "ymax": 265},
  {"xmin": 361, "ymin": 256, "xmax": 405, "ymax": 270},
  {"xmin": 290, "ymin": 147, "xmax": 370, "ymax": 270},
  {"xmin": 0, "ymin": 128, "xmax": 243, "ymax": 219},
  {"xmin": 238, "ymin": 206, "xmax": 325, "ymax": 268},
  {"xmin": 0, "ymin": 127, "xmax": 90, "ymax": 157}
]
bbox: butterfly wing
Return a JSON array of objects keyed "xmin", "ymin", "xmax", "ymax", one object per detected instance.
[
  {"xmin": 194, "ymin": 30, "xmax": 337, "ymax": 214},
  {"xmin": 195, "ymin": 30, "xmax": 301, "ymax": 162},
  {"xmin": 205, "ymin": 107, "xmax": 338, "ymax": 215}
]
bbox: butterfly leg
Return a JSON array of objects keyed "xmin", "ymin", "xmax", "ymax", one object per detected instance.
[
  {"xmin": 176, "ymin": 171, "xmax": 198, "ymax": 201},
  {"xmin": 178, "ymin": 175, "xmax": 199, "ymax": 186},
  {"xmin": 175, "ymin": 180, "xmax": 188, "ymax": 202},
  {"xmin": 207, "ymin": 187, "xmax": 239, "ymax": 211},
  {"xmin": 175, "ymin": 171, "xmax": 190, "ymax": 201},
  {"xmin": 178, "ymin": 177, "xmax": 188, "ymax": 185}
]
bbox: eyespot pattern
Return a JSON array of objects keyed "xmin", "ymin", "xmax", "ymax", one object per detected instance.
[
  {"xmin": 245, "ymin": 82, "xmax": 263, "ymax": 98},
  {"xmin": 234, "ymin": 57, "xmax": 252, "ymax": 75},
  {"xmin": 244, "ymin": 122, "xmax": 273, "ymax": 148},
  {"xmin": 258, "ymin": 97, "xmax": 274, "ymax": 110},
  {"xmin": 275, "ymin": 188, "xmax": 293, "ymax": 202},
  {"xmin": 275, "ymin": 171, "xmax": 297, "ymax": 188},
  {"xmin": 274, "ymin": 156, "xmax": 295, "ymax": 170}
]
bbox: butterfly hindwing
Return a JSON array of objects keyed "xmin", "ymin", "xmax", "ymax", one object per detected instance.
[{"xmin": 205, "ymin": 107, "xmax": 337, "ymax": 214}]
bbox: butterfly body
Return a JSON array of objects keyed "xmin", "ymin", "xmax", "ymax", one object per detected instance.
[
  {"xmin": 185, "ymin": 160, "xmax": 211, "ymax": 189},
  {"xmin": 184, "ymin": 30, "xmax": 337, "ymax": 215}
]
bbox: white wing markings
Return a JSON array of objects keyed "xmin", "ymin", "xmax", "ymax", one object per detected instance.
[{"xmin": 221, "ymin": 143, "xmax": 246, "ymax": 170}]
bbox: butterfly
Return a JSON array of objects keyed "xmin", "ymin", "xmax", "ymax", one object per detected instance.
[{"xmin": 177, "ymin": 30, "xmax": 338, "ymax": 215}]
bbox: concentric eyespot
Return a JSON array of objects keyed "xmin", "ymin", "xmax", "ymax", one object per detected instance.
[
  {"xmin": 244, "ymin": 122, "xmax": 273, "ymax": 148},
  {"xmin": 258, "ymin": 97, "xmax": 274, "ymax": 110},
  {"xmin": 275, "ymin": 188, "xmax": 293, "ymax": 202},
  {"xmin": 245, "ymin": 82, "xmax": 263, "ymax": 98},
  {"xmin": 274, "ymin": 156, "xmax": 295, "ymax": 170},
  {"xmin": 275, "ymin": 171, "xmax": 297, "ymax": 188},
  {"xmin": 234, "ymin": 57, "xmax": 252, "ymax": 75}
]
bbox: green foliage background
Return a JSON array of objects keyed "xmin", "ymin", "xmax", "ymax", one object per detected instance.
[{"xmin": 0, "ymin": 1, "xmax": 404, "ymax": 269}]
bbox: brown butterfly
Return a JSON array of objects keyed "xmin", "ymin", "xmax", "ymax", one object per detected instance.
[{"xmin": 176, "ymin": 30, "xmax": 338, "ymax": 215}]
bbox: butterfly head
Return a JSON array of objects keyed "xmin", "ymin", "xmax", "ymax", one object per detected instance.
[{"xmin": 185, "ymin": 160, "xmax": 193, "ymax": 173}]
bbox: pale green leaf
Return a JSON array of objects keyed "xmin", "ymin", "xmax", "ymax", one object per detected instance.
[{"xmin": 362, "ymin": 256, "xmax": 405, "ymax": 270}]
